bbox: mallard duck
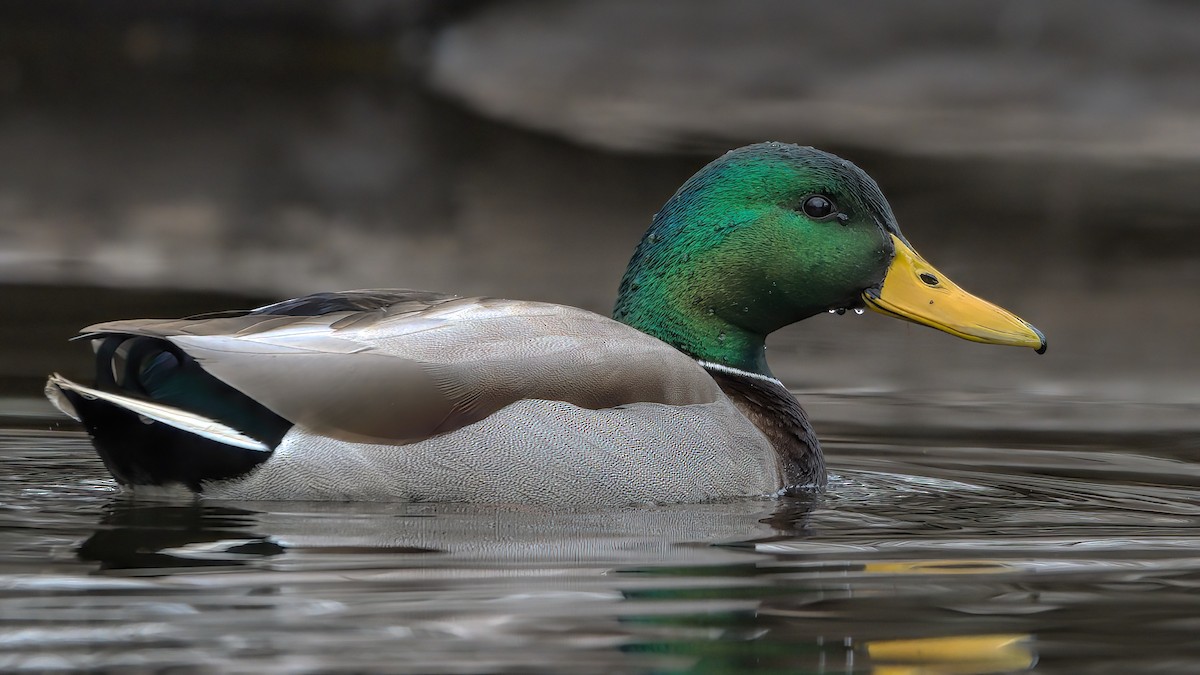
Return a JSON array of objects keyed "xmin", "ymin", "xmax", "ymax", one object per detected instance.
[{"xmin": 45, "ymin": 143, "xmax": 1045, "ymax": 504}]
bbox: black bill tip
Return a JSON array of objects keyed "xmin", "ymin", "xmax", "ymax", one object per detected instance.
[{"xmin": 1033, "ymin": 327, "xmax": 1048, "ymax": 355}]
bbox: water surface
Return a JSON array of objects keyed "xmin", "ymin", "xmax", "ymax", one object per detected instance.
[{"xmin": 3, "ymin": 419, "xmax": 1198, "ymax": 673}]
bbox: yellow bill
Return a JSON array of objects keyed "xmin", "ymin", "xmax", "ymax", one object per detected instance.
[{"xmin": 863, "ymin": 234, "xmax": 1046, "ymax": 353}]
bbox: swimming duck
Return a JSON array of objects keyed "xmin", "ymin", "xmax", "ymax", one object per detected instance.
[{"xmin": 45, "ymin": 143, "xmax": 1045, "ymax": 504}]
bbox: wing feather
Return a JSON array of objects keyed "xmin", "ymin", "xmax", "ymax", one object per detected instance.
[{"xmin": 80, "ymin": 291, "xmax": 720, "ymax": 444}]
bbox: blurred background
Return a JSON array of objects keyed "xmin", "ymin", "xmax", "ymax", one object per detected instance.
[{"xmin": 2, "ymin": 0, "xmax": 1198, "ymax": 434}]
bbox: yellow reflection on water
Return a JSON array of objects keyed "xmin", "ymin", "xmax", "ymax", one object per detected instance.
[
  {"xmin": 867, "ymin": 634, "xmax": 1035, "ymax": 675},
  {"xmin": 862, "ymin": 560, "xmax": 1017, "ymax": 575}
]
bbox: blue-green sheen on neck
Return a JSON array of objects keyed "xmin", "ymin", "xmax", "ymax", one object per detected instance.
[{"xmin": 612, "ymin": 144, "xmax": 895, "ymax": 375}]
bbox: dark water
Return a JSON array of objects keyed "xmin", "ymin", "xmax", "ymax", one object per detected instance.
[{"xmin": 3, "ymin": 421, "xmax": 1198, "ymax": 673}]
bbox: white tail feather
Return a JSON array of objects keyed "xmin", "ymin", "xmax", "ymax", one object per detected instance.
[{"xmin": 44, "ymin": 374, "xmax": 270, "ymax": 452}]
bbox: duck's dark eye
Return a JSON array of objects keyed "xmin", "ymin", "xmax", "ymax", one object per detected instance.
[{"xmin": 801, "ymin": 195, "xmax": 835, "ymax": 220}]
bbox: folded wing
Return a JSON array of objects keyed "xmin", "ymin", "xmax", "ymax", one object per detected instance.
[{"xmin": 83, "ymin": 290, "xmax": 720, "ymax": 444}]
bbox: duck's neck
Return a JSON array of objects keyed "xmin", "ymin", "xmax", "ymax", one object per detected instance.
[
  {"xmin": 614, "ymin": 281, "xmax": 771, "ymax": 374},
  {"xmin": 611, "ymin": 193, "xmax": 778, "ymax": 374}
]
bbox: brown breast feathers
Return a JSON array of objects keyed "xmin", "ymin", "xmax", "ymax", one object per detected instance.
[{"xmin": 705, "ymin": 368, "xmax": 825, "ymax": 490}]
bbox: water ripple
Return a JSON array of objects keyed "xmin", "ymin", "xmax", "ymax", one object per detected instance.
[{"xmin": 1, "ymin": 431, "xmax": 1199, "ymax": 673}]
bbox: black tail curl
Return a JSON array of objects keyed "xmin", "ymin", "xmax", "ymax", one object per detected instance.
[{"xmin": 61, "ymin": 335, "xmax": 293, "ymax": 490}]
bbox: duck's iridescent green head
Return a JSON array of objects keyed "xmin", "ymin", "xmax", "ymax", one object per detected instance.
[{"xmin": 613, "ymin": 143, "xmax": 1045, "ymax": 375}]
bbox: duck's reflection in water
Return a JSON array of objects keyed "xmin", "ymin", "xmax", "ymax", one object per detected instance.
[
  {"xmin": 74, "ymin": 496, "xmax": 1034, "ymax": 673},
  {"xmin": 77, "ymin": 503, "xmax": 284, "ymax": 571}
]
